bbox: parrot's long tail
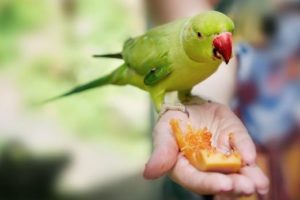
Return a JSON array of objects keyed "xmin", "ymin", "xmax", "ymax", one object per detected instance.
[
  {"xmin": 93, "ymin": 53, "xmax": 122, "ymax": 59},
  {"xmin": 42, "ymin": 64, "xmax": 127, "ymax": 103}
]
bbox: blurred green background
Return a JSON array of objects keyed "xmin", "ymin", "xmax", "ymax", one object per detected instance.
[{"xmin": 0, "ymin": 0, "xmax": 160, "ymax": 199}]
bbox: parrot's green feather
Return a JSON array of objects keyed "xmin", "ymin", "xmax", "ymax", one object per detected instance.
[
  {"xmin": 45, "ymin": 11, "xmax": 234, "ymax": 112},
  {"xmin": 144, "ymin": 65, "xmax": 173, "ymax": 86},
  {"xmin": 44, "ymin": 64, "xmax": 129, "ymax": 103},
  {"xmin": 44, "ymin": 74, "xmax": 113, "ymax": 103},
  {"xmin": 93, "ymin": 53, "xmax": 122, "ymax": 59},
  {"xmin": 122, "ymin": 25, "xmax": 172, "ymax": 76}
]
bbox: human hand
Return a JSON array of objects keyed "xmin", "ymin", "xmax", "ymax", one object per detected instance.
[{"xmin": 143, "ymin": 102, "xmax": 269, "ymax": 198}]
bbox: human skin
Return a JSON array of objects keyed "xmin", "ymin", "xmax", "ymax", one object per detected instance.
[{"xmin": 143, "ymin": 103, "xmax": 269, "ymax": 198}]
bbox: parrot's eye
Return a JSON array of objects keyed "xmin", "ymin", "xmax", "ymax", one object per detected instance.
[{"xmin": 197, "ymin": 32, "xmax": 202, "ymax": 39}]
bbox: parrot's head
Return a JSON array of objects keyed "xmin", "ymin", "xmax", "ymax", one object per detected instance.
[{"xmin": 182, "ymin": 11, "xmax": 234, "ymax": 64}]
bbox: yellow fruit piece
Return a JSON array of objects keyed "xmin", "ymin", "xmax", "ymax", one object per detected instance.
[{"xmin": 170, "ymin": 119, "xmax": 242, "ymax": 173}]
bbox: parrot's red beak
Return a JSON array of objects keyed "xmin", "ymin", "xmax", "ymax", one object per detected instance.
[{"xmin": 213, "ymin": 32, "xmax": 232, "ymax": 64}]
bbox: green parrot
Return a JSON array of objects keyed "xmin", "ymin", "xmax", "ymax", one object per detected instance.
[{"xmin": 48, "ymin": 11, "xmax": 234, "ymax": 112}]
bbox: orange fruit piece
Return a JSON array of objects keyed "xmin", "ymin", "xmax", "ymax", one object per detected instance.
[{"xmin": 170, "ymin": 119, "xmax": 242, "ymax": 173}]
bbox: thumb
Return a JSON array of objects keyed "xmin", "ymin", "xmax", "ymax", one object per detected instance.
[{"xmin": 143, "ymin": 119, "xmax": 179, "ymax": 179}]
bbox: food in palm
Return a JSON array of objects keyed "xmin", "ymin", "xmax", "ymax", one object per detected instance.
[{"xmin": 170, "ymin": 119, "xmax": 242, "ymax": 173}]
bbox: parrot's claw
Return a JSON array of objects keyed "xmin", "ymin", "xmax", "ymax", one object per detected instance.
[
  {"xmin": 181, "ymin": 96, "xmax": 207, "ymax": 105},
  {"xmin": 158, "ymin": 103, "xmax": 189, "ymax": 120}
]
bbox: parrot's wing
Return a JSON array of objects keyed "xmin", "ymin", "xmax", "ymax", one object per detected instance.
[
  {"xmin": 123, "ymin": 35, "xmax": 170, "ymax": 74},
  {"xmin": 122, "ymin": 24, "xmax": 176, "ymax": 85},
  {"xmin": 144, "ymin": 65, "xmax": 173, "ymax": 86}
]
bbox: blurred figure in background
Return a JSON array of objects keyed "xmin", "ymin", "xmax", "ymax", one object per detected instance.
[
  {"xmin": 230, "ymin": 1, "xmax": 300, "ymax": 199},
  {"xmin": 146, "ymin": 0, "xmax": 300, "ymax": 199}
]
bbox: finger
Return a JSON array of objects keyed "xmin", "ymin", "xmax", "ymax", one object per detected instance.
[
  {"xmin": 213, "ymin": 105, "xmax": 256, "ymax": 164},
  {"xmin": 216, "ymin": 132, "xmax": 231, "ymax": 153},
  {"xmin": 215, "ymin": 129, "xmax": 256, "ymax": 166},
  {"xmin": 229, "ymin": 174, "xmax": 255, "ymax": 196},
  {"xmin": 143, "ymin": 111, "xmax": 187, "ymax": 179},
  {"xmin": 216, "ymin": 125, "xmax": 255, "ymax": 165},
  {"xmin": 143, "ymin": 121, "xmax": 178, "ymax": 179},
  {"xmin": 170, "ymin": 155, "xmax": 233, "ymax": 195},
  {"xmin": 229, "ymin": 125, "xmax": 256, "ymax": 165},
  {"xmin": 240, "ymin": 165, "xmax": 270, "ymax": 195}
]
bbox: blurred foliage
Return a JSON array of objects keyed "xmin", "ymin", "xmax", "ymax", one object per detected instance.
[
  {"xmin": 0, "ymin": 0, "xmax": 47, "ymax": 64},
  {"xmin": 0, "ymin": 0, "xmax": 46, "ymax": 32},
  {"xmin": 0, "ymin": 0, "xmax": 149, "ymax": 151}
]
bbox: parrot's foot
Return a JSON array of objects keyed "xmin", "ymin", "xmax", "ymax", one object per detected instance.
[
  {"xmin": 158, "ymin": 96, "xmax": 212, "ymax": 120},
  {"xmin": 178, "ymin": 91, "xmax": 210, "ymax": 105},
  {"xmin": 158, "ymin": 103, "xmax": 189, "ymax": 120},
  {"xmin": 181, "ymin": 95, "xmax": 208, "ymax": 105}
]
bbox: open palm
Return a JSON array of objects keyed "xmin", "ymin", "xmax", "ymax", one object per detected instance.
[{"xmin": 143, "ymin": 102, "xmax": 269, "ymax": 198}]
